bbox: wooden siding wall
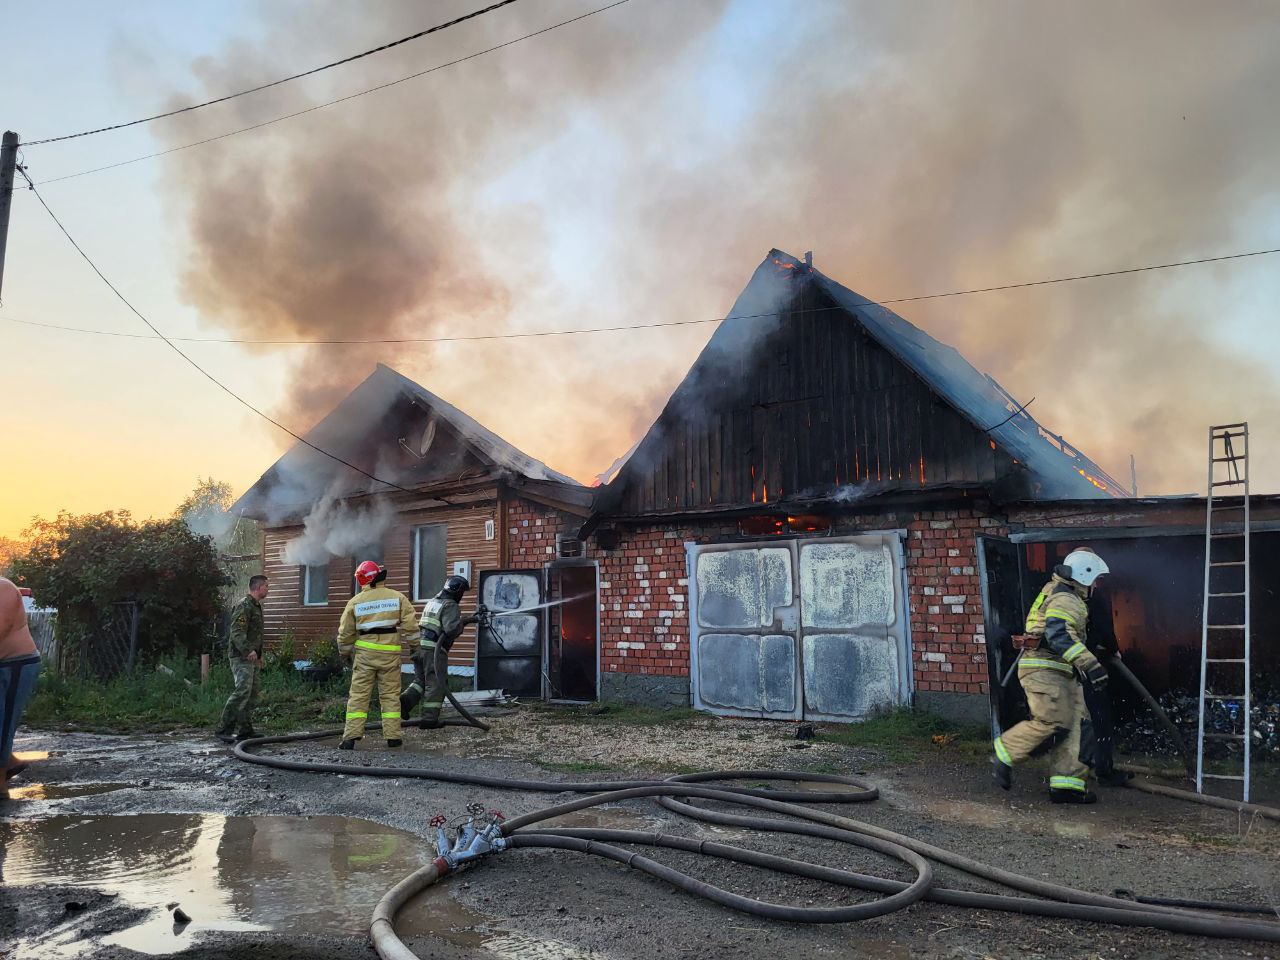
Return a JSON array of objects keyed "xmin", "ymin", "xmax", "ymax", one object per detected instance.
[
  {"xmin": 261, "ymin": 499, "xmax": 500, "ymax": 668},
  {"xmin": 615, "ymin": 283, "xmax": 1011, "ymax": 515}
]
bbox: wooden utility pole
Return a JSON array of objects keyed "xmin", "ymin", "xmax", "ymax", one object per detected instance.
[{"xmin": 0, "ymin": 131, "xmax": 19, "ymax": 301}]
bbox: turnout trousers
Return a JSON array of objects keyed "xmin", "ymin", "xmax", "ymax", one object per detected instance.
[
  {"xmin": 994, "ymin": 665, "xmax": 1091, "ymax": 794},
  {"xmin": 343, "ymin": 647, "xmax": 402, "ymax": 742}
]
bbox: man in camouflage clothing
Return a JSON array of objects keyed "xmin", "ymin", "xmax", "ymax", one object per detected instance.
[{"xmin": 216, "ymin": 575, "xmax": 269, "ymax": 744}]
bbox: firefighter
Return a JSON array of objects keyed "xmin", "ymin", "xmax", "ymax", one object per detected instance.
[
  {"xmin": 338, "ymin": 561, "xmax": 418, "ymax": 750},
  {"xmin": 400, "ymin": 575, "xmax": 484, "ymax": 727},
  {"xmin": 993, "ymin": 549, "xmax": 1112, "ymax": 804}
]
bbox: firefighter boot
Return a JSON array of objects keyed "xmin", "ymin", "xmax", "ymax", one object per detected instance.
[
  {"xmin": 993, "ymin": 756, "xmax": 1012, "ymax": 791},
  {"xmin": 400, "ymin": 683, "xmax": 423, "ymax": 719},
  {"xmin": 339, "ymin": 738, "xmax": 360, "ymax": 750}
]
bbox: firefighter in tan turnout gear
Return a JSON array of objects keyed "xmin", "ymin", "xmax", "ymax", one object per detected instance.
[
  {"xmin": 338, "ymin": 561, "xmax": 418, "ymax": 751},
  {"xmin": 400, "ymin": 575, "xmax": 484, "ymax": 727},
  {"xmin": 993, "ymin": 549, "xmax": 1112, "ymax": 804}
]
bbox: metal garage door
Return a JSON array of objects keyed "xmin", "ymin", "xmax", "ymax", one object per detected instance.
[{"xmin": 688, "ymin": 533, "xmax": 910, "ymax": 720}]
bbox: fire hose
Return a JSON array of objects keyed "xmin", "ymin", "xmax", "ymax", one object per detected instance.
[{"xmin": 234, "ymin": 655, "xmax": 1280, "ymax": 956}]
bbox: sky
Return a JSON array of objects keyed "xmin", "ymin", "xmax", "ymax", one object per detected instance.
[{"xmin": 3, "ymin": 0, "xmax": 1280, "ymax": 539}]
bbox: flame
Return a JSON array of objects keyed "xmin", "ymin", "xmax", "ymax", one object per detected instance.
[
  {"xmin": 919, "ymin": 457, "xmax": 926, "ymax": 485},
  {"xmin": 1077, "ymin": 468, "xmax": 1109, "ymax": 491},
  {"xmin": 772, "ymin": 258, "xmax": 798, "ymax": 272},
  {"xmin": 763, "ymin": 483, "xmax": 769, "ymax": 503}
]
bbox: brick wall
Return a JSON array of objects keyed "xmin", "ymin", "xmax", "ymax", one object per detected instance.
[
  {"xmin": 507, "ymin": 496, "xmax": 1006, "ymax": 699},
  {"xmin": 506, "ymin": 498, "xmax": 566, "ymax": 566},
  {"xmin": 906, "ymin": 509, "xmax": 1007, "ymax": 697}
]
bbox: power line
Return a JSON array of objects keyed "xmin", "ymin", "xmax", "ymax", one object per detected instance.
[
  {"xmin": 0, "ymin": 312, "xmax": 716, "ymax": 343},
  {"xmin": 3, "ymin": 244, "xmax": 1279, "ymax": 345},
  {"xmin": 22, "ymin": 0, "xmax": 523, "ymax": 147},
  {"xmin": 29, "ymin": 1, "xmax": 632, "ymax": 186},
  {"xmin": 16, "ymin": 167, "xmax": 422, "ymax": 497}
]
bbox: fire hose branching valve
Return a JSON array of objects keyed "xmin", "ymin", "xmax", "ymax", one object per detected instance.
[{"xmin": 434, "ymin": 805, "xmax": 508, "ymax": 871}]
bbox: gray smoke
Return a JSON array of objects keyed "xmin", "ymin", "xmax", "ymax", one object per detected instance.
[
  {"xmin": 156, "ymin": 1, "xmax": 1280, "ymax": 494},
  {"xmin": 280, "ymin": 489, "xmax": 396, "ymax": 566}
]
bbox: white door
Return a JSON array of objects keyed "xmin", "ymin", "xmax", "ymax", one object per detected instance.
[{"xmin": 688, "ymin": 533, "xmax": 910, "ymax": 721}]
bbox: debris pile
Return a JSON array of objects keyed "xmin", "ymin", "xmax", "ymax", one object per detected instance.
[{"xmin": 1118, "ymin": 689, "xmax": 1280, "ymax": 761}]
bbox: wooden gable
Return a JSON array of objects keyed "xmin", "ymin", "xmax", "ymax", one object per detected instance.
[{"xmin": 605, "ymin": 280, "xmax": 1020, "ymax": 516}]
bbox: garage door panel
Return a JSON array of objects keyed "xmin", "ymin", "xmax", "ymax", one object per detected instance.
[
  {"xmin": 696, "ymin": 633, "xmax": 795, "ymax": 714},
  {"xmin": 803, "ymin": 633, "xmax": 898, "ymax": 718},
  {"xmin": 696, "ymin": 548, "xmax": 793, "ymax": 629},
  {"xmin": 800, "ymin": 541, "xmax": 896, "ymax": 629}
]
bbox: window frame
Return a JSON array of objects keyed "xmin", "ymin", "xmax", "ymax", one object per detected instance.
[{"xmin": 302, "ymin": 563, "xmax": 329, "ymax": 606}]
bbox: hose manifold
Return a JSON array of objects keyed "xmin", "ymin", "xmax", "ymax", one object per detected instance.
[{"xmin": 435, "ymin": 814, "xmax": 508, "ymax": 870}]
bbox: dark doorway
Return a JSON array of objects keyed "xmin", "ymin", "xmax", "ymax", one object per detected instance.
[{"xmin": 547, "ymin": 564, "xmax": 598, "ymax": 702}]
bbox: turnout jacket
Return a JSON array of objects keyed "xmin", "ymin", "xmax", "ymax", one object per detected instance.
[
  {"xmin": 1021, "ymin": 574, "xmax": 1101, "ymax": 679},
  {"xmin": 418, "ymin": 594, "xmax": 466, "ymax": 650},
  {"xmin": 337, "ymin": 584, "xmax": 418, "ymax": 658}
]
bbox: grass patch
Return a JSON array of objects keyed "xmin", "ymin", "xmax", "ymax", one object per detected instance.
[
  {"xmin": 25, "ymin": 658, "xmax": 361, "ymax": 734},
  {"xmin": 815, "ymin": 708, "xmax": 989, "ymax": 765}
]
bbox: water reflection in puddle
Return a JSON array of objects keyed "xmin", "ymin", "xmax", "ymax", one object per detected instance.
[
  {"xmin": 1, "ymin": 813, "xmax": 620, "ymax": 959},
  {"xmin": 0, "ymin": 814, "xmax": 439, "ymax": 957},
  {"xmin": 5, "ymin": 782, "xmax": 128, "ymax": 801}
]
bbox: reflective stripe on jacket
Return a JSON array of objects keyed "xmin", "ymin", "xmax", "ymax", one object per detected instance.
[
  {"xmin": 1021, "ymin": 574, "xmax": 1090, "ymax": 677},
  {"xmin": 418, "ymin": 596, "xmax": 463, "ymax": 646},
  {"xmin": 337, "ymin": 585, "xmax": 418, "ymax": 651}
]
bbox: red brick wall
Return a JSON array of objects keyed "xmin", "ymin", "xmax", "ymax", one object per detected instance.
[
  {"xmin": 905, "ymin": 510, "xmax": 1007, "ymax": 697},
  {"xmin": 507, "ymin": 497, "xmax": 1005, "ymax": 697}
]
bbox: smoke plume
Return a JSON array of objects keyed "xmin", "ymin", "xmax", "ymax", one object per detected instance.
[
  {"xmin": 280, "ymin": 490, "xmax": 396, "ymax": 566},
  {"xmin": 159, "ymin": 0, "xmax": 1280, "ymax": 495}
]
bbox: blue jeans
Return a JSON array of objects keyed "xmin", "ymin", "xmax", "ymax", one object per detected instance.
[{"xmin": 1, "ymin": 654, "xmax": 41, "ymax": 766}]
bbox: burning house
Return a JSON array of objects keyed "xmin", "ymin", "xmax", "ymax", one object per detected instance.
[
  {"xmin": 232, "ymin": 364, "xmax": 592, "ymax": 691},
  {"xmin": 232, "ymin": 253, "xmax": 1275, "ymax": 733},
  {"xmin": 539, "ymin": 248, "xmax": 1137, "ymax": 721}
]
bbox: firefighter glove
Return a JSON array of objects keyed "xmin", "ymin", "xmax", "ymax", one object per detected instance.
[{"xmin": 1076, "ymin": 652, "xmax": 1109, "ymax": 692}]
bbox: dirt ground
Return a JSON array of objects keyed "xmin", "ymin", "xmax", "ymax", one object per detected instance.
[{"xmin": 2, "ymin": 706, "xmax": 1278, "ymax": 960}]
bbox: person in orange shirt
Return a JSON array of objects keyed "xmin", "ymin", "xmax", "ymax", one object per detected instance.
[{"xmin": 0, "ymin": 577, "xmax": 41, "ymax": 802}]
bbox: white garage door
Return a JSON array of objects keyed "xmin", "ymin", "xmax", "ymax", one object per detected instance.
[{"xmin": 688, "ymin": 533, "xmax": 910, "ymax": 721}]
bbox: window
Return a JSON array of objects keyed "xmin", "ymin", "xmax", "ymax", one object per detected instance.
[
  {"xmin": 413, "ymin": 524, "xmax": 448, "ymax": 601},
  {"xmin": 302, "ymin": 564, "xmax": 329, "ymax": 606},
  {"xmin": 351, "ymin": 543, "xmax": 385, "ymax": 596}
]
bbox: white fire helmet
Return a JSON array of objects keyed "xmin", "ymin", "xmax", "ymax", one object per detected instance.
[{"xmin": 1063, "ymin": 549, "xmax": 1109, "ymax": 587}]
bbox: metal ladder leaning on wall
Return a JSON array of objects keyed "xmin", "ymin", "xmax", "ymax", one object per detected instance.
[{"xmin": 1196, "ymin": 422, "xmax": 1252, "ymax": 801}]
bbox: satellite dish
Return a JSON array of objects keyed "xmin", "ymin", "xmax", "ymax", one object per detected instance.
[{"xmin": 419, "ymin": 419, "xmax": 437, "ymax": 457}]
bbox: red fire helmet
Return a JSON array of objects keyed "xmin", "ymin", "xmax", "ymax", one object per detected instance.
[{"xmin": 354, "ymin": 560, "xmax": 384, "ymax": 587}]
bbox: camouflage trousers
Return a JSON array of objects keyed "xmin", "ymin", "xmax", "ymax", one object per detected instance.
[{"xmin": 217, "ymin": 656, "xmax": 261, "ymax": 737}]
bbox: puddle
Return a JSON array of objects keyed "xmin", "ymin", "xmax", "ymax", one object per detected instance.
[
  {"xmin": 915, "ymin": 797, "xmax": 1111, "ymax": 840},
  {"xmin": 5, "ymin": 782, "xmax": 129, "ymax": 801},
  {"xmin": 0, "ymin": 814, "xmax": 441, "ymax": 957},
  {"xmin": 402, "ymin": 885, "xmax": 605, "ymax": 959},
  {"xmin": 910, "ymin": 798, "xmax": 1003, "ymax": 830},
  {"xmin": 789, "ymin": 780, "xmax": 872, "ymax": 796},
  {"xmin": 10, "ymin": 749, "xmax": 51, "ymax": 762},
  {"xmin": 2, "ymin": 812, "xmax": 620, "ymax": 959},
  {"xmin": 1049, "ymin": 819, "xmax": 1108, "ymax": 840}
]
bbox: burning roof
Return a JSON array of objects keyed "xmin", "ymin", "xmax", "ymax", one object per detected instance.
[
  {"xmin": 598, "ymin": 249, "xmax": 1127, "ymax": 513},
  {"xmin": 232, "ymin": 364, "xmax": 578, "ymax": 522}
]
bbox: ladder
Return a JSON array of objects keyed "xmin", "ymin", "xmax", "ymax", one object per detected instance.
[{"xmin": 1196, "ymin": 422, "xmax": 1252, "ymax": 801}]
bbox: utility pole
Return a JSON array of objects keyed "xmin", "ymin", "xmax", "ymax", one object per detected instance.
[{"xmin": 0, "ymin": 131, "xmax": 20, "ymax": 301}]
